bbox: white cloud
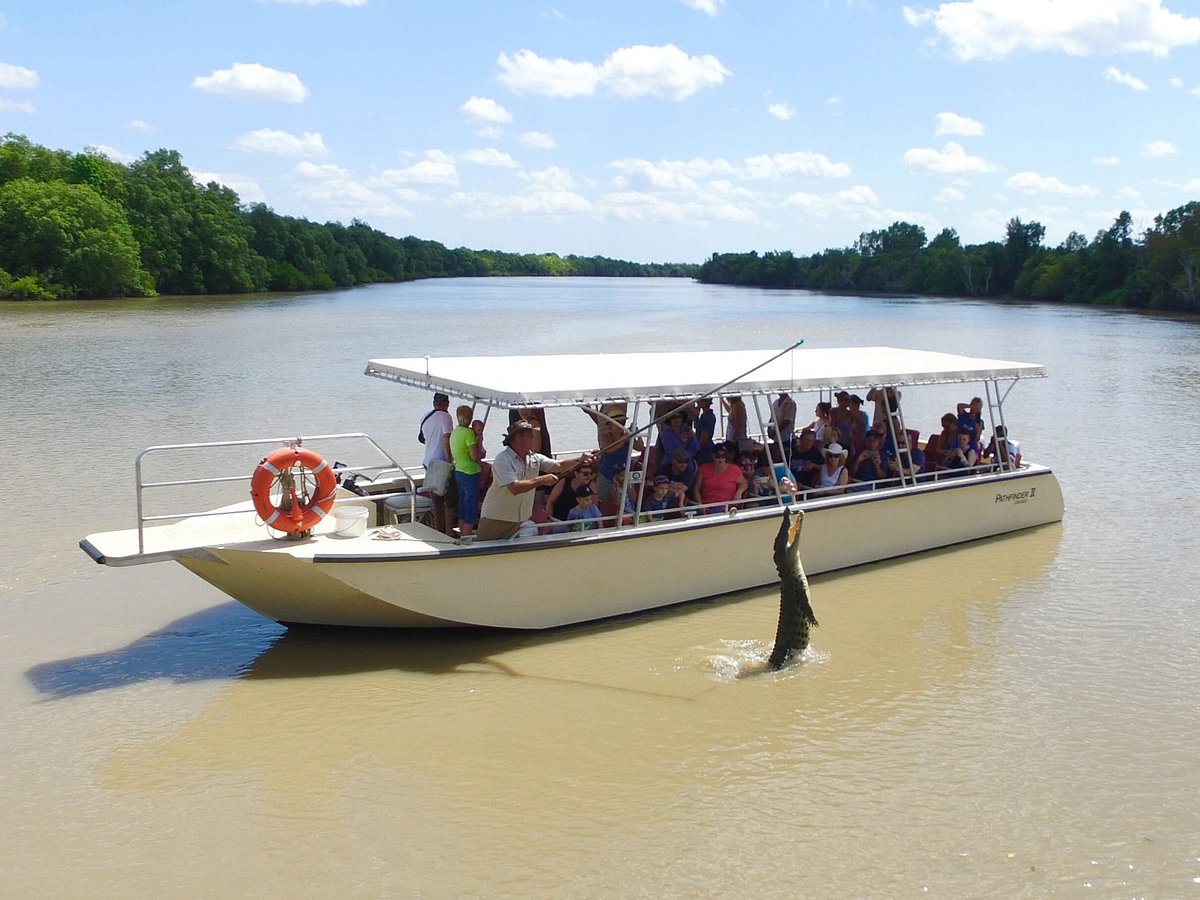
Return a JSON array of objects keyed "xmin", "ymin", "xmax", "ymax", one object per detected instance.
[
  {"xmin": 598, "ymin": 191, "xmax": 757, "ymax": 225},
  {"xmin": 190, "ymin": 171, "xmax": 267, "ymax": 204},
  {"xmin": 1104, "ymin": 66, "xmax": 1148, "ymax": 90},
  {"xmin": 129, "ymin": 118, "xmax": 152, "ymax": 132},
  {"xmin": 706, "ymin": 179, "xmax": 756, "ymax": 201},
  {"xmin": 768, "ymin": 102, "xmax": 796, "ymax": 120},
  {"xmin": 191, "ymin": 62, "xmax": 309, "ymax": 103},
  {"xmin": 1184, "ymin": 177, "xmax": 1200, "ymax": 192},
  {"xmin": 232, "ymin": 128, "xmax": 328, "ymax": 156},
  {"xmin": 447, "ymin": 170, "xmax": 593, "ymax": 219},
  {"xmin": 780, "ymin": 185, "xmax": 881, "ymax": 216},
  {"xmin": 934, "ymin": 186, "xmax": 966, "ymax": 202},
  {"xmin": 519, "ymin": 131, "xmax": 557, "ymax": 150},
  {"xmin": 679, "ymin": 0, "xmax": 725, "ymax": 15},
  {"xmin": 461, "ymin": 147, "xmax": 519, "ymax": 168},
  {"xmin": 0, "ymin": 97, "xmax": 34, "ymax": 113},
  {"xmin": 0, "ymin": 62, "xmax": 38, "ymax": 89},
  {"xmin": 825, "ymin": 96, "xmax": 842, "ymax": 105},
  {"xmin": 1006, "ymin": 171, "xmax": 1099, "ymax": 196},
  {"xmin": 903, "ymin": 141, "xmax": 995, "ymax": 174},
  {"xmin": 377, "ymin": 149, "xmax": 458, "ymax": 186},
  {"xmin": 1143, "ymin": 139, "xmax": 1177, "ymax": 156},
  {"xmin": 904, "ymin": 0, "xmax": 1200, "ymax": 60},
  {"xmin": 498, "ymin": 44, "xmax": 730, "ymax": 100},
  {"xmin": 460, "ymin": 96, "xmax": 512, "ymax": 124},
  {"xmin": 498, "ymin": 49, "xmax": 600, "ymax": 97},
  {"xmin": 520, "ymin": 166, "xmax": 580, "ymax": 192},
  {"xmin": 610, "ymin": 159, "xmax": 701, "ymax": 191},
  {"xmin": 935, "ymin": 111, "xmax": 984, "ymax": 136},
  {"xmin": 1095, "ymin": 155, "xmax": 1121, "ymax": 165},
  {"xmin": 292, "ymin": 161, "xmax": 420, "ymax": 219},
  {"xmin": 609, "ymin": 151, "xmax": 850, "ymax": 191},
  {"xmin": 85, "ymin": 144, "xmax": 135, "ymax": 164},
  {"xmin": 601, "ymin": 45, "xmax": 731, "ymax": 100},
  {"xmin": 743, "ymin": 151, "xmax": 851, "ymax": 179}
]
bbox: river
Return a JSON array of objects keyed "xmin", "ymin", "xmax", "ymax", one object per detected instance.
[{"xmin": 2, "ymin": 278, "xmax": 1198, "ymax": 896}]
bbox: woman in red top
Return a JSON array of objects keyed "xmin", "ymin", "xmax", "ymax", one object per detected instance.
[{"xmin": 692, "ymin": 443, "xmax": 748, "ymax": 513}]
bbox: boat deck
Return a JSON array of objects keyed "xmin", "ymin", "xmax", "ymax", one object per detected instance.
[{"xmin": 81, "ymin": 503, "xmax": 454, "ymax": 566}]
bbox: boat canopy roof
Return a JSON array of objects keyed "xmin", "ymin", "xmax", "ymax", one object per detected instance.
[{"xmin": 365, "ymin": 346, "xmax": 1045, "ymax": 408}]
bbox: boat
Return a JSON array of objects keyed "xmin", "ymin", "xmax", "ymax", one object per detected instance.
[{"xmin": 80, "ymin": 345, "xmax": 1064, "ymax": 629}]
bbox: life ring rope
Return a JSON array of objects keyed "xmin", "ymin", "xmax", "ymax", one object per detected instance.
[{"xmin": 250, "ymin": 443, "xmax": 338, "ymax": 534}]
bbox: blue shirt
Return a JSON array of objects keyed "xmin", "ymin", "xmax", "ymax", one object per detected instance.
[{"xmin": 567, "ymin": 503, "xmax": 602, "ymax": 531}]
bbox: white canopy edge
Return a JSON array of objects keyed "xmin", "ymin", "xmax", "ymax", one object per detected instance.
[{"xmin": 365, "ymin": 346, "xmax": 1045, "ymax": 408}]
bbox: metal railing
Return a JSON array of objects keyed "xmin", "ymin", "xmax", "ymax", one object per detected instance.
[{"xmin": 133, "ymin": 432, "xmax": 411, "ymax": 553}]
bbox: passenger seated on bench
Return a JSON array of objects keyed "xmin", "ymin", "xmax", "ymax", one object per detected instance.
[
  {"xmin": 940, "ymin": 428, "xmax": 979, "ymax": 472},
  {"xmin": 850, "ymin": 429, "xmax": 888, "ymax": 483},
  {"xmin": 830, "ymin": 392, "xmax": 856, "ymax": 446},
  {"xmin": 805, "ymin": 401, "xmax": 833, "ymax": 445},
  {"xmin": 639, "ymin": 475, "xmax": 678, "ymax": 520},
  {"xmin": 609, "ymin": 466, "xmax": 637, "ymax": 522},
  {"xmin": 740, "ymin": 452, "xmax": 774, "ymax": 505},
  {"xmin": 693, "ymin": 442, "xmax": 747, "ymax": 512},
  {"xmin": 664, "ymin": 448, "xmax": 698, "ymax": 497},
  {"xmin": 982, "ymin": 428, "xmax": 1018, "ymax": 468},
  {"xmin": 545, "ymin": 462, "xmax": 597, "ymax": 530},
  {"xmin": 881, "ymin": 417, "xmax": 925, "ymax": 477},
  {"xmin": 935, "ymin": 413, "xmax": 960, "ymax": 456},
  {"xmin": 789, "ymin": 428, "xmax": 824, "ymax": 488},
  {"xmin": 814, "ymin": 442, "xmax": 849, "ymax": 495},
  {"xmin": 567, "ymin": 484, "xmax": 602, "ymax": 531}
]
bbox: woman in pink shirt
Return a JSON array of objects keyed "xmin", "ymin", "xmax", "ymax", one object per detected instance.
[{"xmin": 692, "ymin": 443, "xmax": 748, "ymax": 513}]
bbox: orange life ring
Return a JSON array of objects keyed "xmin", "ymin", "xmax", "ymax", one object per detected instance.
[{"xmin": 250, "ymin": 446, "xmax": 338, "ymax": 533}]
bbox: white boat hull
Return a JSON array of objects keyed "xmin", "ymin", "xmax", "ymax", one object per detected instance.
[{"xmin": 126, "ymin": 466, "xmax": 1064, "ymax": 629}]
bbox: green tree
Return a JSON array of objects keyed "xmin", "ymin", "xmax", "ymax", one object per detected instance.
[
  {"xmin": 855, "ymin": 221, "xmax": 927, "ymax": 292},
  {"xmin": 0, "ymin": 133, "xmax": 73, "ymax": 186},
  {"xmin": 1140, "ymin": 202, "xmax": 1200, "ymax": 309},
  {"xmin": 0, "ymin": 177, "xmax": 154, "ymax": 298},
  {"xmin": 126, "ymin": 150, "xmax": 265, "ymax": 293},
  {"xmin": 1003, "ymin": 218, "xmax": 1046, "ymax": 291},
  {"xmin": 922, "ymin": 227, "xmax": 966, "ymax": 295}
]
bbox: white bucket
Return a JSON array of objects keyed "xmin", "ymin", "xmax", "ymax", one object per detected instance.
[{"xmin": 332, "ymin": 505, "xmax": 369, "ymax": 538}]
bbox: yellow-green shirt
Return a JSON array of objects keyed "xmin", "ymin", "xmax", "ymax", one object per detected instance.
[{"xmin": 449, "ymin": 425, "xmax": 481, "ymax": 475}]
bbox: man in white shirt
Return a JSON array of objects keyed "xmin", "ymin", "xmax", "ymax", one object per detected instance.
[
  {"xmin": 419, "ymin": 392, "xmax": 454, "ymax": 531},
  {"xmin": 477, "ymin": 420, "xmax": 596, "ymax": 541}
]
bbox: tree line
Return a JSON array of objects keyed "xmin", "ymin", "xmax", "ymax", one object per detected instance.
[
  {"xmin": 0, "ymin": 134, "xmax": 695, "ymax": 301},
  {"xmin": 698, "ymin": 205, "xmax": 1200, "ymax": 311}
]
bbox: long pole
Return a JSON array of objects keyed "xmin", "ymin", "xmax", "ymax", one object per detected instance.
[{"xmin": 583, "ymin": 339, "xmax": 805, "ymax": 466}]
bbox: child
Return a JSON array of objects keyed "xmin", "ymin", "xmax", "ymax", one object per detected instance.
[
  {"xmin": 640, "ymin": 474, "xmax": 675, "ymax": 520},
  {"xmin": 567, "ymin": 484, "xmax": 602, "ymax": 531}
]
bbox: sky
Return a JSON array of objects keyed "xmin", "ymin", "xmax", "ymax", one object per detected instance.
[{"xmin": 1, "ymin": 0, "xmax": 1199, "ymax": 264}]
